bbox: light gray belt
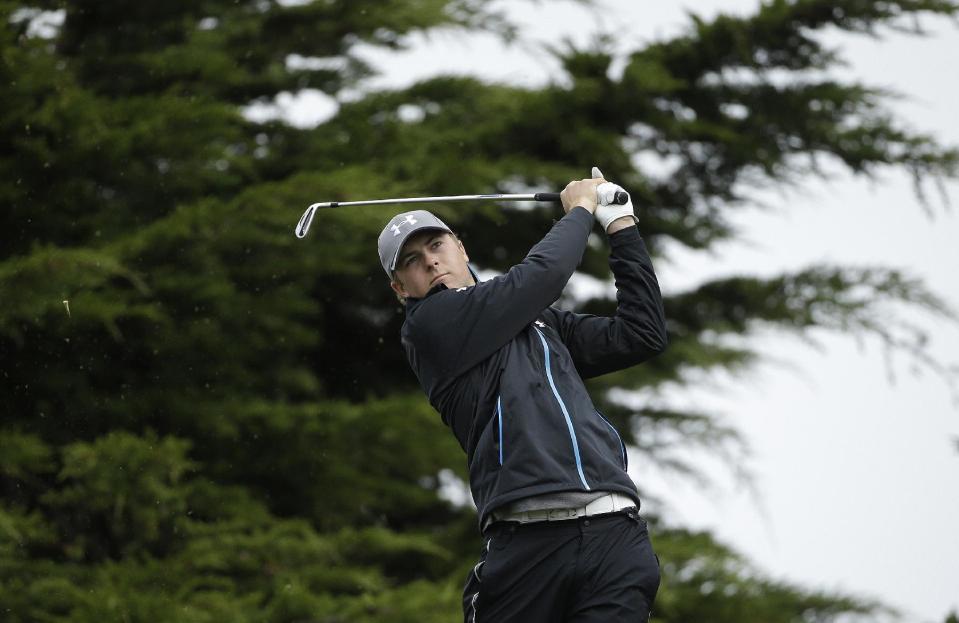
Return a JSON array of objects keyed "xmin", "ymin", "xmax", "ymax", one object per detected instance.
[{"xmin": 487, "ymin": 492, "xmax": 636, "ymax": 528}]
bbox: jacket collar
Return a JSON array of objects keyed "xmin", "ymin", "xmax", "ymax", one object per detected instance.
[
  {"xmin": 405, "ymin": 264, "xmax": 481, "ymax": 315},
  {"xmin": 405, "ymin": 283, "xmax": 447, "ymax": 314}
]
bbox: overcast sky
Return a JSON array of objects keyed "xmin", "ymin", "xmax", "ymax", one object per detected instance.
[{"xmin": 281, "ymin": 1, "xmax": 959, "ymax": 620}]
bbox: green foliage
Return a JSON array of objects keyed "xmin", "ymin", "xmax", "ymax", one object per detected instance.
[
  {"xmin": 42, "ymin": 431, "xmax": 194, "ymax": 560},
  {"xmin": 2, "ymin": 0, "xmax": 957, "ymax": 620},
  {"xmin": 652, "ymin": 525, "xmax": 888, "ymax": 622}
]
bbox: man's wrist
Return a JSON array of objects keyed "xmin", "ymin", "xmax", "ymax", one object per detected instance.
[
  {"xmin": 565, "ymin": 206, "xmax": 596, "ymax": 225},
  {"xmin": 606, "ymin": 215, "xmax": 635, "ymax": 234}
]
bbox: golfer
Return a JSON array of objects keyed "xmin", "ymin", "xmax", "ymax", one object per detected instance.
[{"xmin": 377, "ymin": 169, "xmax": 668, "ymax": 622}]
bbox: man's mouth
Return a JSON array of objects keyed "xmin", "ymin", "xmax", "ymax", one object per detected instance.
[{"xmin": 430, "ymin": 273, "xmax": 449, "ymax": 286}]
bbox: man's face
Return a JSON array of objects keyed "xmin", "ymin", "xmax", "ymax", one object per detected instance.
[{"xmin": 391, "ymin": 230, "xmax": 474, "ymax": 301}]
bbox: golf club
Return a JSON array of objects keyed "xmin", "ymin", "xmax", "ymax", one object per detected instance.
[{"xmin": 294, "ymin": 190, "xmax": 629, "ymax": 239}]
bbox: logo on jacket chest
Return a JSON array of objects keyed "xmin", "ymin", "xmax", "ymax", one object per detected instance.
[{"xmin": 534, "ymin": 320, "xmax": 546, "ymax": 329}]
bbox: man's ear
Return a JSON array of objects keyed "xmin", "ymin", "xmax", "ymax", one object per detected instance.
[
  {"xmin": 390, "ymin": 278, "xmax": 408, "ymax": 301},
  {"xmin": 457, "ymin": 237, "xmax": 469, "ymax": 263}
]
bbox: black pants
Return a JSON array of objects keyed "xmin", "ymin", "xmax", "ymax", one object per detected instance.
[{"xmin": 463, "ymin": 509, "xmax": 660, "ymax": 622}]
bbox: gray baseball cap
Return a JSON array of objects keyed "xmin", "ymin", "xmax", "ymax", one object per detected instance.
[{"xmin": 377, "ymin": 209, "xmax": 453, "ymax": 278}]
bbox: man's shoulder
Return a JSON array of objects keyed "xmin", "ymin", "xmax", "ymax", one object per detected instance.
[{"xmin": 401, "ymin": 285, "xmax": 472, "ymax": 347}]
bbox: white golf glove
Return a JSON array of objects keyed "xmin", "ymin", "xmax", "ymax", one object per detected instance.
[{"xmin": 592, "ymin": 166, "xmax": 637, "ymax": 233}]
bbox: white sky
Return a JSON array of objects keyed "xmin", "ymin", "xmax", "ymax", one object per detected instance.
[{"xmin": 295, "ymin": 1, "xmax": 959, "ymax": 620}]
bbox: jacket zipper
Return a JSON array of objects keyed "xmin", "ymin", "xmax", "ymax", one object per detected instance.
[
  {"xmin": 596, "ymin": 409, "xmax": 628, "ymax": 470},
  {"xmin": 496, "ymin": 395, "xmax": 503, "ymax": 465},
  {"xmin": 532, "ymin": 326, "xmax": 590, "ymax": 490}
]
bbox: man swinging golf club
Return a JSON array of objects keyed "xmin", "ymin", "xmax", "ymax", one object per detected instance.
[{"xmin": 378, "ymin": 168, "xmax": 668, "ymax": 622}]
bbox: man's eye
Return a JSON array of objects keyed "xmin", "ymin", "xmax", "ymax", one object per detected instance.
[
  {"xmin": 405, "ymin": 256, "xmax": 417, "ymax": 266},
  {"xmin": 432, "ymin": 241, "xmax": 442, "ymax": 249}
]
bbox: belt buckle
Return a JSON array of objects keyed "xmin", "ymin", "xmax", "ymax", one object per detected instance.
[
  {"xmin": 524, "ymin": 509, "xmax": 549, "ymax": 522},
  {"xmin": 547, "ymin": 508, "xmax": 576, "ymax": 521}
]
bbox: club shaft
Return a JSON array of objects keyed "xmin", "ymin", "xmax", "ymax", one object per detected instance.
[
  {"xmin": 312, "ymin": 193, "xmax": 558, "ymax": 209},
  {"xmin": 294, "ymin": 191, "xmax": 627, "ymax": 238}
]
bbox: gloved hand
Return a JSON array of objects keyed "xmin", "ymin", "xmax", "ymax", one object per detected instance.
[{"xmin": 592, "ymin": 166, "xmax": 637, "ymax": 233}]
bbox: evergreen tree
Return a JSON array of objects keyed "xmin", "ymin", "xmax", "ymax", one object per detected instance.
[{"xmin": 1, "ymin": 1, "xmax": 956, "ymax": 621}]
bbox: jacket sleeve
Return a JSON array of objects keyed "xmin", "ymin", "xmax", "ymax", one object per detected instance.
[
  {"xmin": 405, "ymin": 207, "xmax": 594, "ymax": 386},
  {"xmin": 541, "ymin": 224, "xmax": 668, "ymax": 380}
]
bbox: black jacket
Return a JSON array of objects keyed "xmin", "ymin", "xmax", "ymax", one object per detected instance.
[{"xmin": 401, "ymin": 207, "xmax": 668, "ymax": 527}]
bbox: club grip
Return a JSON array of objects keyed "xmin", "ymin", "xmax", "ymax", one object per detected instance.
[{"xmin": 533, "ymin": 191, "xmax": 629, "ymax": 204}]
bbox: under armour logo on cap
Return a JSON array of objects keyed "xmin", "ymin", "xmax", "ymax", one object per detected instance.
[{"xmin": 390, "ymin": 214, "xmax": 418, "ymax": 236}]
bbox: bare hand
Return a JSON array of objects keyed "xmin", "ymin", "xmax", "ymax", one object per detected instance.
[{"xmin": 561, "ymin": 178, "xmax": 605, "ymax": 214}]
